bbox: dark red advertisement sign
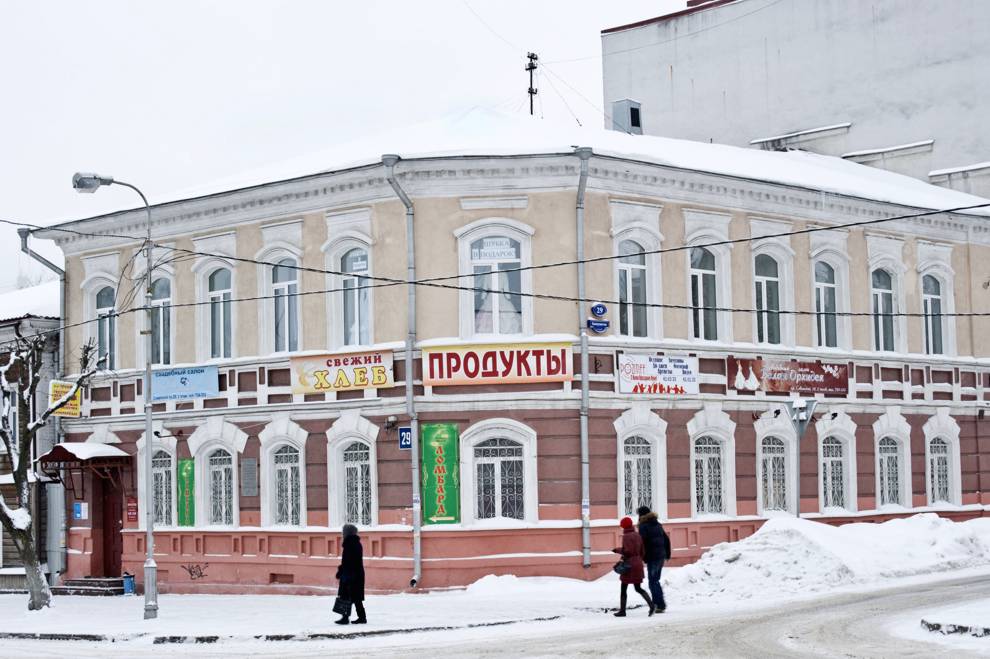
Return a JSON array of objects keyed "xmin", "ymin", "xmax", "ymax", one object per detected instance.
[
  {"xmin": 728, "ymin": 357, "xmax": 848, "ymax": 395},
  {"xmin": 126, "ymin": 497, "xmax": 138, "ymax": 523}
]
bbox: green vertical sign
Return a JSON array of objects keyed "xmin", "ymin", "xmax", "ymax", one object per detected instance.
[
  {"xmin": 421, "ymin": 423, "xmax": 460, "ymax": 524},
  {"xmin": 177, "ymin": 458, "xmax": 195, "ymax": 526}
]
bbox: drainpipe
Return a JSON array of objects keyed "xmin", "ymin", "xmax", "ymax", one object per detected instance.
[
  {"xmin": 574, "ymin": 147, "xmax": 593, "ymax": 568},
  {"xmin": 18, "ymin": 228, "xmax": 66, "ymax": 581},
  {"xmin": 382, "ymin": 154, "xmax": 421, "ymax": 588}
]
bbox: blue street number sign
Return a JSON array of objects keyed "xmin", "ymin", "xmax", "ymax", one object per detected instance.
[
  {"xmin": 587, "ymin": 318, "xmax": 610, "ymax": 333},
  {"xmin": 590, "ymin": 303, "xmax": 607, "ymax": 318},
  {"xmin": 398, "ymin": 426, "xmax": 412, "ymax": 450}
]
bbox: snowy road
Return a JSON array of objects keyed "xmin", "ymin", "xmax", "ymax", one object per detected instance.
[{"xmin": 2, "ymin": 573, "xmax": 988, "ymax": 657}]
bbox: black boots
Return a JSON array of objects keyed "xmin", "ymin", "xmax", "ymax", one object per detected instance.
[{"xmin": 334, "ymin": 616, "xmax": 349, "ymax": 625}]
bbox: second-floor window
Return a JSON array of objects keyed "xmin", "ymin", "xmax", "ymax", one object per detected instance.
[
  {"xmin": 922, "ymin": 274, "xmax": 944, "ymax": 355},
  {"xmin": 150, "ymin": 278, "xmax": 171, "ymax": 365},
  {"xmin": 754, "ymin": 254, "xmax": 780, "ymax": 344},
  {"xmin": 814, "ymin": 261, "xmax": 838, "ymax": 348},
  {"xmin": 209, "ymin": 268, "xmax": 232, "ymax": 359},
  {"xmin": 272, "ymin": 258, "xmax": 299, "ymax": 353},
  {"xmin": 341, "ymin": 248, "xmax": 370, "ymax": 345},
  {"xmin": 96, "ymin": 285, "xmax": 116, "ymax": 370},
  {"xmin": 471, "ymin": 236, "xmax": 522, "ymax": 335},
  {"xmin": 871, "ymin": 269, "xmax": 895, "ymax": 352},
  {"xmin": 690, "ymin": 247, "xmax": 717, "ymax": 341},
  {"xmin": 617, "ymin": 240, "xmax": 647, "ymax": 337}
]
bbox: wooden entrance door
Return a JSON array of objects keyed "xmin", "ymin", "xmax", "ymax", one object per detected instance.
[{"xmin": 100, "ymin": 480, "xmax": 123, "ymax": 577}]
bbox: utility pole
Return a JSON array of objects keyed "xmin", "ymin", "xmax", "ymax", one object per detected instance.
[{"xmin": 525, "ymin": 52, "xmax": 538, "ymax": 116}]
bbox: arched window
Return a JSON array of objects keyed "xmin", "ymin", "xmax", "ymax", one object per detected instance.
[
  {"xmin": 343, "ymin": 441, "xmax": 373, "ymax": 525},
  {"xmin": 151, "ymin": 450, "xmax": 174, "ymax": 526},
  {"xmin": 928, "ymin": 438, "xmax": 950, "ymax": 504},
  {"xmin": 693, "ymin": 436, "xmax": 724, "ymax": 514},
  {"xmin": 474, "ymin": 438, "xmax": 525, "ymax": 520},
  {"xmin": 617, "ymin": 240, "xmax": 647, "ymax": 337},
  {"xmin": 341, "ymin": 248, "xmax": 370, "ymax": 346},
  {"xmin": 760, "ymin": 437, "xmax": 787, "ymax": 511},
  {"xmin": 96, "ymin": 285, "xmax": 116, "ymax": 370},
  {"xmin": 471, "ymin": 236, "xmax": 522, "ymax": 335},
  {"xmin": 922, "ymin": 274, "xmax": 944, "ymax": 355},
  {"xmin": 272, "ymin": 258, "xmax": 299, "ymax": 352},
  {"xmin": 754, "ymin": 255, "xmax": 781, "ymax": 344},
  {"xmin": 273, "ymin": 445, "xmax": 302, "ymax": 526},
  {"xmin": 208, "ymin": 268, "xmax": 232, "ymax": 359},
  {"xmin": 690, "ymin": 247, "xmax": 717, "ymax": 340},
  {"xmin": 821, "ymin": 437, "xmax": 845, "ymax": 509},
  {"xmin": 622, "ymin": 436, "xmax": 653, "ymax": 515},
  {"xmin": 207, "ymin": 448, "xmax": 235, "ymax": 525},
  {"xmin": 814, "ymin": 261, "xmax": 838, "ymax": 348},
  {"xmin": 150, "ymin": 278, "xmax": 171, "ymax": 365},
  {"xmin": 877, "ymin": 437, "xmax": 902, "ymax": 506},
  {"xmin": 871, "ymin": 269, "xmax": 895, "ymax": 351}
]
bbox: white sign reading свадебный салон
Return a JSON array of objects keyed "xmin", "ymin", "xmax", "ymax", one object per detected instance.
[{"xmin": 617, "ymin": 354, "xmax": 699, "ymax": 395}]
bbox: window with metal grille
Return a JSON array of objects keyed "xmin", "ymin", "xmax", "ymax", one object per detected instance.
[
  {"xmin": 208, "ymin": 267, "xmax": 232, "ymax": 358},
  {"xmin": 690, "ymin": 247, "xmax": 718, "ymax": 340},
  {"xmin": 617, "ymin": 240, "xmax": 648, "ymax": 337},
  {"xmin": 273, "ymin": 445, "xmax": 301, "ymax": 526},
  {"xmin": 622, "ymin": 436, "xmax": 653, "ymax": 515},
  {"xmin": 151, "ymin": 450, "xmax": 173, "ymax": 526},
  {"xmin": 821, "ymin": 437, "xmax": 845, "ymax": 509},
  {"xmin": 929, "ymin": 437, "xmax": 950, "ymax": 503},
  {"xmin": 272, "ymin": 258, "xmax": 299, "ymax": 352},
  {"xmin": 815, "ymin": 261, "xmax": 838, "ymax": 348},
  {"xmin": 471, "ymin": 236, "xmax": 522, "ymax": 335},
  {"xmin": 208, "ymin": 449, "xmax": 234, "ymax": 525},
  {"xmin": 871, "ymin": 269, "xmax": 895, "ymax": 352},
  {"xmin": 95, "ymin": 285, "xmax": 115, "ymax": 370},
  {"xmin": 474, "ymin": 438, "xmax": 525, "ymax": 520},
  {"xmin": 150, "ymin": 277, "xmax": 171, "ymax": 365},
  {"xmin": 754, "ymin": 255, "xmax": 781, "ymax": 345},
  {"xmin": 878, "ymin": 437, "xmax": 901, "ymax": 506},
  {"xmin": 922, "ymin": 275, "xmax": 944, "ymax": 355},
  {"xmin": 341, "ymin": 248, "xmax": 371, "ymax": 346},
  {"xmin": 343, "ymin": 441, "xmax": 372, "ymax": 525},
  {"xmin": 760, "ymin": 437, "xmax": 787, "ymax": 511},
  {"xmin": 694, "ymin": 436, "xmax": 723, "ymax": 514}
]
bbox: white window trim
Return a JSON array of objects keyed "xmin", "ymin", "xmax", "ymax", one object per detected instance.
[
  {"xmin": 917, "ymin": 263, "xmax": 956, "ymax": 357},
  {"xmin": 687, "ymin": 402, "xmax": 737, "ymax": 517},
  {"xmin": 454, "ymin": 218, "xmax": 535, "ymax": 340},
  {"xmin": 810, "ymin": 232, "xmax": 852, "ymax": 350},
  {"xmin": 256, "ymin": 242, "xmax": 303, "ymax": 355},
  {"xmin": 259, "ymin": 414, "xmax": 309, "ymax": 527},
  {"xmin": 922, "ymin": 408, "xmax": 962, "ymax": 506},
  {"xmin": 872, "ymin": 407, "xmax": 913, "ymax": 509},
  {"xmin": 323, "ymin": 231, "xmax": 375, "ymax": 350},
  {"xmin": 135, "ymin": 272, "xmax": 176, "ymax": 367},
  {"xmin": 81, "ymin": 273, "xmax": 119, "ymax": 370},
  {"xmin": 684, "ymin": 215, "xmax": 733, "ymax": 343},
  {"xmin": 754, "ymin": 409, "xmax": 798, "ymax": 515},
  {"xmin": 751, "ymin": 242, "xmax": 795, "ymax": 347},
  {"xmin": 459, "ymin": 418, "xmax": 539, "ymax": 525},
  {"xmin": 611, "ymin": 224, "xmax": 663, "ymax": 339},
  {"xmin": 326, "ymin": 412, "xmax": 380, "ymax": 528},
  {"xmin": 192, "ymin": 256, "xmax": 237, "ymax": 362},
  {"xmin": 867, "ymin": 236, "xmax": 907, "ymax": 353},
  {"xmin": 814, "ymin": 411, "xmax": 859, "ymax": 513},
  {"xmin": 187, "ymin": 416, "xmax": 248, "ymax": 528},
  {"xmin": 136, "ymin": 421, "xmax": 177, "ymax": 531},
  {"xmin": 613, "ymin": 404, "xmax": 668, "ymax": 519}
]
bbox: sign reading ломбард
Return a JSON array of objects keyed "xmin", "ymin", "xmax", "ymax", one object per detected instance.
[{"xmin": 421, "ymin": 423, "xmax": 460, "ymax": 524}]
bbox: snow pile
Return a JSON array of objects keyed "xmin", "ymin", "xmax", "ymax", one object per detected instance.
[
  {"xmin": 0, "ymin": 280, "xmax": 59, "ymax": 322},
  {"xmin": 667, "ymin": 514, "xmax": 990, "ymax": 603}
]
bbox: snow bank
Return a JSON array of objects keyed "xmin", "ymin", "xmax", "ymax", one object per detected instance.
[{"xmin": 667, "ymin": 514, "xmax": 990, "ymax": 603}]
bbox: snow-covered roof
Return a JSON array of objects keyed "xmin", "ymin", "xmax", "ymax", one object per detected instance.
[
  {"xmin": 39, "ymin": 442, "xmax": 129, "ymax": 462},
  {"xmin": 164, "ymin": 108, "xmax": 990, "ymax": 216},
  {"xmin": 0, "ymin": 280, "xmax": 59, "ymax": 323}
]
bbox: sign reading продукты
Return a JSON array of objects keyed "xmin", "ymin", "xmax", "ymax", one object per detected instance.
[
  {"xmin": 423, "ymin": 342, "xmax": 572, "ymax": 386},
  {"xmin": 617, "ymin": 354, "xmax": 700, "ymax": 395},
  {"xmin": 151, "ymin": 366, "xmax": 220, "ymax": 401},
  {"xmin": 421, "ymin": 423, "xmax": 460, "ymax": 524},
  {"xmin": 398, "ymin": 426, "xmax": 412, "ymax": 450}
]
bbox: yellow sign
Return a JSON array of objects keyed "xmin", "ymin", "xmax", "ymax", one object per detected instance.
[
  {"xmin": 290, "ymin": 351, "xmax": 394, "ymax": 394},
  {"xmin": 49, "ymin": 380, "xmax": 82, "ymax": 418}
]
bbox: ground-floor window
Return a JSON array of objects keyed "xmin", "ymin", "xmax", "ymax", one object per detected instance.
[
  {"xmin": 474, "ymin": 438, "xmax": 524, "ymax": 520},
  {"xmin": 208, "ymin": 449, "xmax": 235, "ymax": 525},
  {"xmin": 760, "ymin": 437, "xmax": 787, "ymax": 512},
  {"xmin": 694, "ymin": 436, "xmax": 724, "ymax": 514},
  {"xmin": 928, "ymin": 437, "xmax": 950, "ymax": 504},
  {"xmin": 343, "ymin": 441, "xmax": 373, "ymax": 526},
  {"xmin": 877, "ymin": 437, "xmax": 902, "ymax": 506},
  {"xmin": 273, "ymin": 445, "xmax": 302, "ymax": 526},
  {"xmin": 821, "ymin": 437, "xmax": 846, "ymax": 509},
  {"xmin": 622, "ymin": 436, "xmax": 653, "ymax": 516},
  {"xmin": 151, "ymin": 450, "xmax": 174, "ymax": 526}
]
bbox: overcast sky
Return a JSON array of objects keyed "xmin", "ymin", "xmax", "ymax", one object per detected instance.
[{"xmin": 0, "ymin": 0, "xmax": 683, "ymax": 292}]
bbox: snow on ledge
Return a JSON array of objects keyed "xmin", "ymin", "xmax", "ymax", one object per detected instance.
[{"xmin": 39, "ymin": 442, "xmax": 129, "ymax": 461}]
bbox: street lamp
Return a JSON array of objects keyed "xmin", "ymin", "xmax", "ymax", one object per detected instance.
[{"xmin": 73, "ymin": 172, "xmax": 158, "ymax": 621}]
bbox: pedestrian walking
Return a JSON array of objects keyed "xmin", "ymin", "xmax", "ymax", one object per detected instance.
[
  {"xmin": 333, "ymin": 524, "xmax": 367, "ymax": 625},
  {"xmin": 636, "ymin": 505, "xmax": 671, "ymax": 613},
  {"xmin": 612, "ymin": 516, "xmax": 654, "ymax": 617}
]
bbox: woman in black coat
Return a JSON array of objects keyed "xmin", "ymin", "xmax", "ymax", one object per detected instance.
[{"xmin": 334, "ymin": 524, "xmax": 367, "ymax": 624}]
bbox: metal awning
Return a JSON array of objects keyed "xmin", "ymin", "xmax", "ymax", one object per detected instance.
[{"xmin": 37, "ymin": 442, "xmax": 133, "ymax": 499}]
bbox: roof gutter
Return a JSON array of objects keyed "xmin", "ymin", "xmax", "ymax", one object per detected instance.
[
  {"xmin": 574, "ymin": 147, "xmax": 593, "ymax": 568},
  {"xmin": 382, "ymin": 154, "xmax": 421, "ymax": 589}
]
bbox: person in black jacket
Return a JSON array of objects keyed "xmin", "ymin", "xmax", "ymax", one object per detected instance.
[
  {"xmin": 334, "ymin": 524, "xmax": 367, "ymax": 625},
  {"xmin": 637, "ymin": 505, "xmax": 670, "ymax": 613}
]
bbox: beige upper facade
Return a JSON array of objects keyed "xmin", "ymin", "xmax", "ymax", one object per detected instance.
[{"xmin": 43, "ymin": 151, "xmax": 990, "ymax": 377}]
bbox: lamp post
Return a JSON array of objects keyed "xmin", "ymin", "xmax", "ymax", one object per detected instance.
[{"xmin": 73, "ymin": 172, "xmax": 158, "ymax": 620}]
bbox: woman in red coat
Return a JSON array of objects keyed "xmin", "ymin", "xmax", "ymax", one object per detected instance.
[{"xmin": 612, "ymin": 516, "xmax": 655, "ymax": 617}]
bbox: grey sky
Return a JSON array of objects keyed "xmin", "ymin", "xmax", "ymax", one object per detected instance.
[{"xmin": 0, "ymin": 0, "xmax": 682, "ymax": 291}]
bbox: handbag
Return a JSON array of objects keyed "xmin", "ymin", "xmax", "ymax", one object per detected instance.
[
  {"xmin": 332, "ymin": 596, "xmax": 352, "ymax": 616},
  {"xmin": 612, "ymin": 560, "xmax": 631, "ymax": 575}
]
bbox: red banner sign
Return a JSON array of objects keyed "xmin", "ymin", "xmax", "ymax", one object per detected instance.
[
  {"xmin": 423, "ymin": 342, "xmax": 573, "ymax": 386},
  {"xmin": 126, "ymin": 497, "xmax": 138, "ymax": 523},
  {"xmin": 728, "ymin": 357, "xmax": 848, "ymax": 395}
]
